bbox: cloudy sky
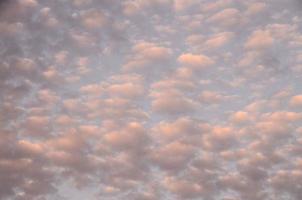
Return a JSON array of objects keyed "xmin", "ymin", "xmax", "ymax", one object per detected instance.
[{"xmin": 1, "ymin": 0, "xmax": 302, "ymax": 199}]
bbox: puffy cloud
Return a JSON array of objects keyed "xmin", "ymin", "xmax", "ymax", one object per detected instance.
[
  {"xmin": 261, "ymin": 111, "xmax": 302, "ymax": 122},
  {"xmin": 199, "ymin": 90, "xmax": 231, "ymax": 104},
  {"xmin": 25, "ymin": 116, "xmax": 50, "ymax": 135},
  {"xmin": 106, "ymin": 82, "xmax": 144, "ymax": 98},
  {"xmin": 47, "ymin": 131, "xmax": 86, "ymax": 152},
  {"xmin": 229, "ymin": 111, "xmax": 251, "ymax": 124},
  {"xmin": 150, "ymin": 90, "xmax": 198, "ymax": 115},
  {"xmin": 63, "ymin": 99, "xmax": 82, "ymax": 112},
  {"xmin": 122, "ymin": 0, "xmax": 172, "ymax": 15},
  {"xmin": 78, "ymin": 125, "xmax": 99, "ymax": 136},
  {"xmin": 42, "ymin": 66, "xmax": 62, "ymax": 82},
  {"xmin": 1, "ymin": 0, "xmax": 302, "ymax": 199},
  {"xmin": 207, "ymin": 8, "xmax": 242, "ymax": 27},
  {"xmin": 244, "ymin": 29, "xmax": 274, "ymax": 50},
  {"xmin": 123, "ymin": 42, "xmax": 172, "ymax": 71},
  {"xmin": 163, "ymin": 176, "xmax": 203, "ymax": 199},
  {"xmin": 122, "ymin": 1, "xmax": 140, "ymax": 16},
  {"xmin": 203, "ymin": 126, "xmax": 237, "ymax": 151},
  {"xmin": 80, "ymin": 10, "xmax": 106, "ymax": 29},
  {"xmin": 15, "ymin": 58, "xmax": 36, "ymax": 72},
  {"xmin": 151, "ymin": 78, "xmax": 195, "ymax": 91},
  {"xmin": 38, "ymin": 89, "xmax": 59, "ymax": 105},
  {"xmin": 289, "ymin": 95, "xmax": 302, "ymax": 107},
  {"xmin": 55, "ymin": 115, "xmax": 75, "ymax": 126},
  {"xmin": 103, "ymin": 122, "xmax": 149, "ymax": 151},
  {"xmin": 269, "ymin": 170, "xmax": 302, "ymax": 199},
  {"xmin": 204, "ymin": 32, "xmax": 234, "ymax": 49},
  {"xmin": 173, "ymin": 0, "xmax": 196, "ymax": 12},
  {"xmin": 69, "ymin": 31, "xmax": 96, "ymax": 47},
  {"xmin": 18, "ymin": 140, "xmax": 45, "ymax": 156},
  {"xmin": 151, "ymin": 141, "xmax": 195, "ymax": 171},
  {"xmin": 19, "ymin": 0, "xmax": 38, "ymax": 7},
  {"xmin": 152, "ymin": 117, "xmax": 207, "ymax": 141},
  {"xmin": 178, "ymin": 53, "xmax": 215, "ymax": 69},
  {"xmin": 80, "ymin": 84, "xmax": 103, "ymax": 96},
  {"xmin": 201, "ymin": 0, "xmax": 233, "ymax": 12},
  {"xmin": 245, "ymin": 2, "xmax": 266, "ymax": 16}
]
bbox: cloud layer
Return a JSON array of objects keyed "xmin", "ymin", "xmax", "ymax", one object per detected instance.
[{"xmin": 1, "ymin": 0, "xmax": 302, "ymax": 199}]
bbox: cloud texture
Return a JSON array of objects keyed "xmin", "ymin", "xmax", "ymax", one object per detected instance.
[{"xmin": 1, "ymin": 0, "xmax": 302, "ymax": 199}]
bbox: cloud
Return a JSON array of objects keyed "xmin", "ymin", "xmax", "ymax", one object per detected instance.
[
  {"xmin": 152, "ymin": 117, "xmax": 207, "ymax": 141},
  {"xmin": 289, "ymin": 95, "xmax": 302, "ymax": 107},
  {"xmin": 163, "ymin": 176, "xmax": 203, "ymax": 199},
  {"xmin": 229, "ymin": 111, "xmax": 251, "ymax": 124},
  {"xmin": 1, "ymin": 0, "xmax": 302, "ymax": 199},
  {"xmin": 106, "ymin": 82, "xmax": 144, "ymax": 98},
  {"xmin": 123, "ymin": 42, "xmax": 172, "ymax": 72},
  {"xmin": 151, "ymin": 141, "xmax": 195, "ymax": 171},
  {"xmin": 245, "ymin": 2, "xmax": 266, "ymax": 16},
  {"xmin": 173, "ymin": 0, "xmax": 196, "ymax": 12},
  {"xmin": 199, "ymin": 90, "xmax": 231, "ymax": 104},
  {"xmin": 244, "ymin": 29, "xmax": 274, "ymax": 50},
  {"xmin": 204, "ymin": 32, "xmax": 234, "ymax": 49},
  {"xmin": 150, "ymin": 90, "xmax": 198, "ymax": 115},
  {"xmin": 201, "ymin": 0, "xmax": 233, "ymax": 12},
  {"xmin": 177, "ymin": 53, "xmax": 215, "ymax": 72},
  {"xmin": 207, "ymin": 8, "xmax": 242, "ymax": 27},
  {"xmin": 80, "ymin": 10, "xmax": 106, "ymax": 29},
  {"xmin": 203, "ymin": 126, "xmax": 237, "ymax": 151},
  {"xmin": 103, "ymin": 122, "xmax": 149, "ymax": 151}
]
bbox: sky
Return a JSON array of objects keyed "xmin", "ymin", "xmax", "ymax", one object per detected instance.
[{"xmin": 1, "ymin": 0, "xmax": 302, "ymax": 199}]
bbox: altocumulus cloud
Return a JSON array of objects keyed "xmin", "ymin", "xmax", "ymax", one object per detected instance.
[{"xmin": 1, "ymin": 0, "xmax": 302, "ymax": 200}]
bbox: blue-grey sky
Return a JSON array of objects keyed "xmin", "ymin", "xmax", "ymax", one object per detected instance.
[{"xmin": 1, "ymin": 0, "xmax": 302, "ymax": 200}]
